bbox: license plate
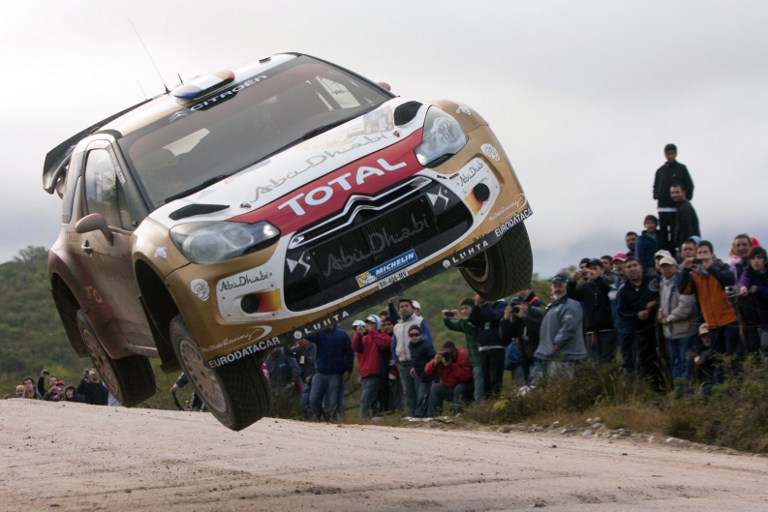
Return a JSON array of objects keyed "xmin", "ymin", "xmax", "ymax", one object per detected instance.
[{"xmin": 377, "ymin": 269, "xmax": 409, "ymax": 289}]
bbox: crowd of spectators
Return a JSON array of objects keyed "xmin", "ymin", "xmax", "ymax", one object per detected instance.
[{"xmin": 10, "ymin": 367, "xmax": 117, "ymax": 406}]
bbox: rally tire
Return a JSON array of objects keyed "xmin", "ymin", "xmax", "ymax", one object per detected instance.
[
  {"xmin": 76, "ymin": 310, "xmax": 156, "ymax": 406},
  {"xmin": 170, "ymin": 315, "xmax": 271, "ymax": 431},
  {"xmin": 459, "ymin": 222, "xmax": 533, "ymax": 300}
]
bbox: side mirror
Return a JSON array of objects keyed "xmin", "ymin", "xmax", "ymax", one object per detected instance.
[{"xmin": 76, "ymin": 213, "xmax": 114, "ymax": 245}]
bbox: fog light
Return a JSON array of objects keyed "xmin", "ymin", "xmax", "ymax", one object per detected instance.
[
  {"xmin": 241, "ymin": 294, "xmax": 261, "ymax": 314},
  {"xmin": 473, "ymin": 183, "xmax": 490, "ymax": 202}
]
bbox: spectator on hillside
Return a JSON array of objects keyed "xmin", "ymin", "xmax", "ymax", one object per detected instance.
[
  {"xmin": 636, "ymin": 215, "xmax": 660, "ymax": 273},
  {"xmin": 729, "ymin": 234, "xmax": 759, "ymax": 353},
  {"xmin": 425, "ymin": 341, "xmax": 473, "ymax": 415},
  {"xmin": 391, "ymin": 298, "xmax": 433, "ymax": 417},
  {"xmin": 677, "ymin": 238, "xmax": 698, "ymax": 264},
  {"xmin": 625, "ymin": 232, "xmax": 638, "ymax": 259},
  {"xmin": 380, "ymin": 316, "xmax": 402, "ymax": 413},
  {"xmin": 266, "ymin": 347, "xmax": 301, "ymax": 397},
  {"xmin": 43, "ymin": 379, "xmax": 66, "ymax": 401},
  {"xmin": 738, "ymin": 246, "xmax": 768, "ymax": 355},
  {"xmin": 516, "ymin": 284, "xmax": 546, "ymax": 309},
  {"xmin": 63, "ymin": 385, "xmax": 84, "ymax": 403},
  {"xmin": 618, "ymin": 257, "xmax": 661, "ymax": 386},
  {"xmin": 499, "ymin": 295, "xmax": 545, "ymax": 384},
  {"xmin": 658, "ymin": 256, "xmax": 699, "ymax": 385},
  {"xmin": 469, "ymin": 294, "xmax": 507, "ymax": 398},
  {"xmin": 285, "ymin": 337, "xmax": 316, "ymax": 419},
  {"xmin": 670, "ymin": 184, "xmax": 700, "ymax": 254},
  {"xmin": 37, "ymin": 371, "xmax": 57, "ymax": 399},
  {"xmin": 407, "ymin": 325, "xmax": 437, "ymax": 417},
  {"xmin": 352, "ymin": 315, "xmax": 392, "ymax": 417},
  {"xmin": 653, "ymin": 143, "xmax": 694, "ymax": 253},
  {"xmin": 567, "ymin": 259, "xmax": 617, "ymax": 365},
  {"xmin": 22, "ymin": 376, "xmax": 41, "ymax": 400},
  {"xmin": 77, "ymin": 368, "xmax": 109, "ymax": 406},
  {"xmin": 309, "ymin": 324, "xmax": 353, "ymax": 422},
  {"xmin": 680, "ymin": 241, "xmax": 744, "ymax": 381},
  {"xmin": 15, "ymin": 385, "xmax": 25, "ymax": 398},
  {"xmin": 532, "ymin": 275, "xmax": 587, "ymax": 383},
  {"xmin": 442, "ymin": 298, "xmax": 483, "ymax": 401}
]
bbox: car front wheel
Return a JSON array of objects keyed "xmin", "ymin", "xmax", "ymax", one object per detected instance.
[
  {"xmin": 459, "ymin": 223, "xmax": 533, "ymax": 300},
  {"xmin": 170, "ymin": 316, "xmax": 271, "ymax": 431}
]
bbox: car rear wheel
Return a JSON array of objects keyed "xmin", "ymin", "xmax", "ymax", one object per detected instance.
[
  {"xmin": 76, "ymin": 310, "xmax": 156, "ymax": 406},
  {"xmin": 170, "ymin": 316, "xmax": 271, "ymax": 431},
  {"xmin": 459, "ymin": 222, "xmax": 533, "ymax": 300}
]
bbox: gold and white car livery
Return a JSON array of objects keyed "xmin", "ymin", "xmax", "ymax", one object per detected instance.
[{"xmin": 44, "ymin": 53, "xmax": 532, "ymax": 430}]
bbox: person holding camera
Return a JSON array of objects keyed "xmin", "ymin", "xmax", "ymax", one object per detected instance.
[
  {"xmin": 442, "ymin": 298, "xmax": 482, "ymax": 402},
  {"xmin": 352, "ymin": 315, "xmax": 393, "ymax": 418},
  {"xmin": 468, "ymin": 294, "xmax": 507, "ymax": 398},
  {"xmin": 567, "ymin": 259, "xmax": 617, "ymax": 366},
  {"xmin": 77, "ymin": 368, "xmax": 109, "ymax": 405},
  {"xmin": 424, "ymin": 341, "xmax": 473, "ymax": 415},
  {"xmin": 679, "ymin": 240, "xmax": 744, "ymax": 379},
  {"xmin": 738, "ymin": 246, "xmax": 768, "ymax": 355},
  {"xmin": 500, "ymin": 296, "xmax": 545, "ymax": 385}
]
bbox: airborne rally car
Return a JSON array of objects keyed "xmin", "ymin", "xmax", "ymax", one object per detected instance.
[{"xmin": 43, "ymin": 53, "xmax": 533, "ymax": 430}]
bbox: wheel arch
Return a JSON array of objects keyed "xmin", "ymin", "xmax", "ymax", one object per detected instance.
[
  {"xmin": 50, "ymin": 273, "xmax": 87, "ymax": 357},
  {"xmin": 135, "ymin": 259, "xmax": 181, "ymax": 371}
]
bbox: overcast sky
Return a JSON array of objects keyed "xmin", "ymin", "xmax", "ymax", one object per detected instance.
[{"xmin": 3, "ymin": 1, "xmax": 767, "ymax": 276}]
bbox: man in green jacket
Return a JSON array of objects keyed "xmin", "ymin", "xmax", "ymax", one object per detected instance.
[{"xmin": 442, "ymin": 297, "xmax": 482, "ymax": 401}]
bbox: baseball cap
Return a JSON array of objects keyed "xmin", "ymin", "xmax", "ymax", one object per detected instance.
[
  {"xmin": 612, "ymin": 253, "xmax": 627, "ymax": 262},
  {"xmin": 654, "ymin": 249, "xmax": 672, "ymax": 260},
  {"xmin": 411, "ymin": 300, "xmax": 421, "ymax": 310},
  {"xmin": 698, "ymin": 323, "xmax": 709, "ymax": 336},
  {"xmin": 587, "ymin": 258, "xmax": 602, "ymax": 268},
  {"xmin": 509, "ymin": 296, "xmax": 525, "ymax": 304},
  {"xmin": 365, "ymin": 314, "xmax": 381, "ymax": 330},
  {"xmin": 551, "ymin": 274, "xmax": 568, "ymax": 284},
  {"xmin": 352, "ymin": 320, "xmax": 365, "ymax": 328},
  {"xmin": 659, "ymin": 256, "xmax": 677, "ymax": 266}
]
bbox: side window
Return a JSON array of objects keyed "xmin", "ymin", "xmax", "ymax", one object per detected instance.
[{"xmin": 83, "ymin": 148, "xmax": 129, "ymax": 229}]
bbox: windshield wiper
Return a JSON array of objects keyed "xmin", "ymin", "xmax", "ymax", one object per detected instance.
[
  {"xmin": 164, "ymin": 174, "xmax": 231, "ymax": 203},
  {"xmin": 298, "ymin": 119, "xmax": 351, "ymax": 141}
]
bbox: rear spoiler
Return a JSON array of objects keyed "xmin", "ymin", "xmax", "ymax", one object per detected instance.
[{"xmin": 42, "ymin": 99, "xmax": 151, "ymax": 194}]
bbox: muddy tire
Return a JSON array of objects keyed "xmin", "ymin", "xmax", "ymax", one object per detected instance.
[
  {"xmin": 459, "ymin": 223, "xmax": 533, "ymax": 300},
  {"xmin": 77, "ymin": 310, "xmax": 156, "ymax": 406},
  {"xmin": 170, "ymin": 316, "xmax": 271, "ymax": 431}
]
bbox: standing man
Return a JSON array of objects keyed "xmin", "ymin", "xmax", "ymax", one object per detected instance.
[
  {"xmin": 352, "ymin": 315, "xmax": 392, "ymax": 417},
  {"xmin": 670, "ymin": 184, "xmax": 700, "ymax": 254},
  {"xmin": 653, "ymin": 143, "xmax": 694, "ymax": 254},
  {"xmin": 391, "ymin": 298, "xmax": 433, "ymax": 417},
  {"xmin": 285, "ymin": 337, "xmax": 315, "ymax": 419},
  {"xmin": 500, "ymin": 295, "xmax": 545, "ymax": 384},
  {"xmin": 531, "ymin": 275, "xmax": 587, "ymax": 382},
  {"xmin": 468, "ymin": 294, "xmax": 507, "ymax": 398},
  {"xmin": 308, "ymin": 324, "xmax": 354, "ymax": 421},
  {"xmin": 618, "ymin": 257, "xmax": 661, "ymax": 387},
  {"xmin": 442, "ymin": 298, "xmax": 483, "ymax": 401},
  {"xmin": 567, "ymin": 259, "xmax": 618, "ymax": 365}
]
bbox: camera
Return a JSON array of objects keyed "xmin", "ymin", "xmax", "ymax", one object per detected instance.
[
  {"xmin": 511, "ymin": 306, "xmax": 521, "ymax": 314},
  {"xmin": 725, "ymin": 285, "xmax": 736, "ymax": 297},
  {"xmin": 447, "ymin": 311, "xmax": 456, "ymax": 318},
  {"xmin": 692, "ymin": 258, "xmax": 703, "ymax": 264},
  {"xmin": 439, "ymin": 351, "xmax": 455, "ymax": 363}
]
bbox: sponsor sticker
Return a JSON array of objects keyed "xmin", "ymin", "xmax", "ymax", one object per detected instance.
[
  {"xmin": 481, "ymin": 143, "xmax": 500, "ymax": 161},
  {"xmin": 190, "ymin": 279, "xmax": 210, "ymax": 302},
  {"xmin": 355, "ymin": 249, "xmax": 418, "ymax": 287}
]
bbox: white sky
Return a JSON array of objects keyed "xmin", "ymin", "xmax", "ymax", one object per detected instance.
[{"xmin": 2, "ymin": 0, "xmax": 767, "ymax": 276}]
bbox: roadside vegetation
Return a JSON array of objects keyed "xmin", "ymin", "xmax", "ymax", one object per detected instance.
[{"xmin": 3, "ymin": 247, "xmax": 767, "ymax": 454}]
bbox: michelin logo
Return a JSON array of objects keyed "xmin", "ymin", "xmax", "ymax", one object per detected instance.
[{"xmin": 356, "ymin": 250, "xmax": 418, "ymax": 287}]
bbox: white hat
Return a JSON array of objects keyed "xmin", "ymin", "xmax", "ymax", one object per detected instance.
[
  {"xmin": 412, "ymin": 300, "xmax": 421, "ymax": 310},
  {"xmin": 352, "ymin": 320, "xmax": 365, "ymax": 327},
  {"xmin": 365, "ymin": 314, "xmax": 381, "ymax": 330}
]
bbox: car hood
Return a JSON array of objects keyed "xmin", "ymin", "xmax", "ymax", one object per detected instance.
[{"xmin": 150, "ymin": 97, "xmax": 429, "ymax": 232}]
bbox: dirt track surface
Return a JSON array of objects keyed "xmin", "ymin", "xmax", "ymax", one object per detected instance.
[{"xmin": 2, "ymin": 400, "xmax": 766, "ymax": 511}]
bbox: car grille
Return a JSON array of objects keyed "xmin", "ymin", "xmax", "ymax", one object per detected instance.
[{"xmin": 284, "ymin": 178, "xmax": 472, "ymax": 310}]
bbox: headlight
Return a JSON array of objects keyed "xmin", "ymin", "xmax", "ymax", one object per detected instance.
[
  {"xmin": 415, "ymin": 107, "xmax": 468, "ymax": 167},
  {"xmin": 170, "ymin": 221, "xmax": 280, "ymax": 264}
]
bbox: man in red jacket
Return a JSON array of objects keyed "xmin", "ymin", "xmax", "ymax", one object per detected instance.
[
  {"xmin": 352, "ymin": 315, "xmax": 392, "ymax": 417},
  {"xmin": 425, "ymin": 341, "xmax": 473, "ymax": 415}
]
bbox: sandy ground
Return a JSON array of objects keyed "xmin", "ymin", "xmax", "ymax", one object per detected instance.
[{"xmin": 2, "ymin": 400, "xmax": 767, "ymax": 512}]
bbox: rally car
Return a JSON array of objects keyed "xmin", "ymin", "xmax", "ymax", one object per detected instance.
[{"xmin": 43, "ymin": 53, "xmax": 533, "ymax": 430}]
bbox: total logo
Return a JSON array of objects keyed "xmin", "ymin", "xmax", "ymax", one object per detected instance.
[{"xmin": 277, "ymin": 158, "xmax": 407, "ymax": 216}]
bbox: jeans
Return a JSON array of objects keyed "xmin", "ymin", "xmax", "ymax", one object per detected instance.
[
  {"xmin": 589, "ymin": 330, "xmax": 618, "ymax": 365},
  {"xmin": 310, "ymin": 372, "xmax": 342, "ymax": 421},
  {"xmin": 399, "ymin": 364, "xmax": 418, "ymax": 416},
  {"xmin": 472, "ymin": 364, "xmax": 484, "ymax": 402},
  {"xmin": 415, "ymin": 380, "xmax": 433, "ymax": 417},
  {"xmin": 667, "ymin": 335, "xmax": 695, "ymax": 381},
  {"xmin": 301, "ymin": 381, "xmax": 312, "ymax": 419},
  {"xmin": 359, "ymin": 377, "xmax": 383, "ymax": 417},
  {"xmin": 481, "ymin": 348, "xmax": 505, "ymax": 398},
  {"xmin": 430, "ymin": 382, "xmax": 473, "ymax": 415}
]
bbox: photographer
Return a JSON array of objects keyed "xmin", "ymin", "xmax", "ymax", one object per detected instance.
[
  {"xmin": 77, "ymin": 368, "xmax": 109, "ymax": 406},
  {"xmin": 424, "ymin": 341, "xmax": 473, "ymax": 415},
  {"xmin": 499, "ymin": 296, "xmax": 544, "ymax": 384},
  {"xmin": 679, "ymin": 240, "xmax": 744, "ymax": 377},
  {"xmin": 442, "ymin": 298, "xmax": 482, "ymax": 401},
  {"xmin": 567, "ymin": 259, "xmax": 617, "ymax": 365}
]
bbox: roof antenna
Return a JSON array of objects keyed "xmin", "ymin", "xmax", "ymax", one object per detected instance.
[{"xmin": 129, "ymin": 18, "xmax": 170, "ymax": 94}]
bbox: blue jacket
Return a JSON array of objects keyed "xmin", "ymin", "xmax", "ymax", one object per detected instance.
[
  {"xmin": 635, "ymin": 230, "xmax": 659, "ymax": 272},
  {"xmin": 469, "ymin": 300, "xmax": 507, "ymax": 349},
  {"xmin": 309, "ymin": 326, "xmax": 354, "ymax": 375}
]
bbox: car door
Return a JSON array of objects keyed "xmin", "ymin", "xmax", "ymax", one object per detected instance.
[{"xmin": 78, "ymin": 140, "xmax": 155, "ymax": 352}]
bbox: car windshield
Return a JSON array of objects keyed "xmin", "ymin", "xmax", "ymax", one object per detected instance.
[{"xmin": 118, "ymin": 55, "xmax": 392, "ymax": 209}]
